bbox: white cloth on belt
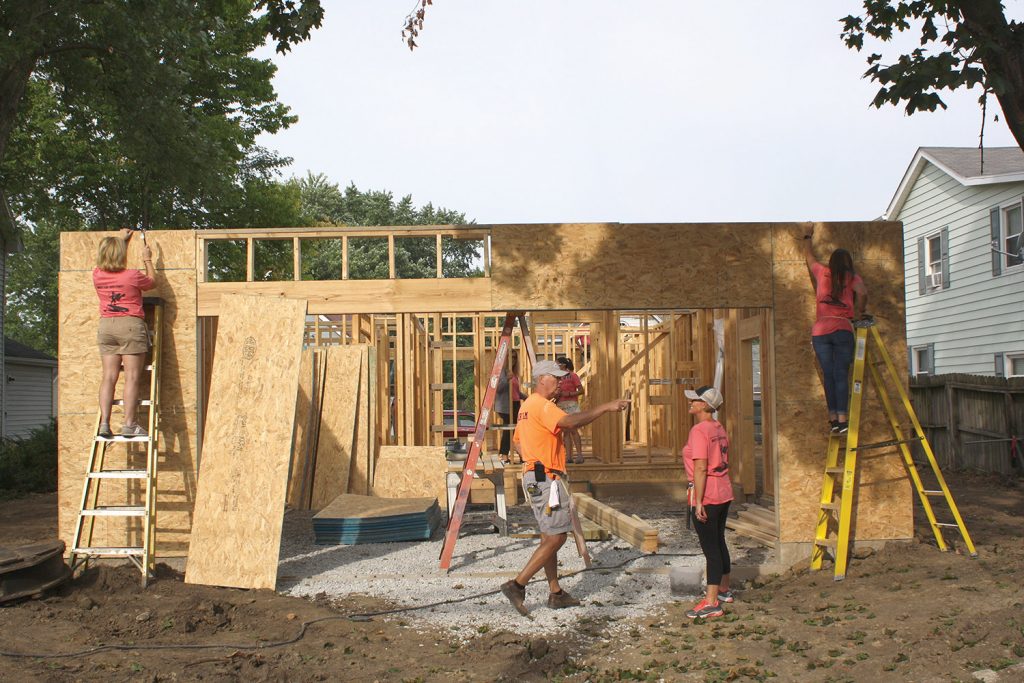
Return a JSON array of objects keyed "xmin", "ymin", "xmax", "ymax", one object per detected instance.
[{"xmin": 548, "ymin": 479, "xmax": 560, "ymax": 509}]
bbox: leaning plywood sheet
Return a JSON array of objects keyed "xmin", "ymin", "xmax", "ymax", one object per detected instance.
[
  {"xmin": 371, "ymin": 446, "xmax": 448, "ymax": 503},
  {"xmin": 572, "ymin": 493, "xmax": 659, "ymax": 553},
  {"xmin": 184, "ymin": 293, "xmax": 307, "ymax": 589},
  {"xmin": 309, "ymin": 346, "xmax": 362, "ymax": 509},
  {"xmin": 287, "ymin": 348, "xmax": 326, "ymax": 509},
  {"xmin": 348, "ymin": 345, "xmax": 373, "ymax": 495}
]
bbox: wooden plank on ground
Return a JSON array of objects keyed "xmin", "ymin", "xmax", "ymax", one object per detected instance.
[
  {"xmin": 184, "ymin": 293, "xmax": 307, "ymax": 590},
  {"xmin": 725, "ymin": 517, "xmax": 777, "ymax": 546},
  {"xmin": 310, "ymin": 346, "xmax": 362, "ymax": 508},
  {"xmin": 572, "ymin": 493, "xmax": 659, "ymax": 552}
]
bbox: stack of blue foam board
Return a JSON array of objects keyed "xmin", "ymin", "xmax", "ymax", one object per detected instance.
[{"xmin": 312, "ymin": 494, "xmax": 443, "ymax": 545}]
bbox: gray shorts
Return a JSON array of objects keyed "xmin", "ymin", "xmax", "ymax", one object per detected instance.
[{"xmin": 522, "ymin": 470, "xmax": 572, "ymax": 535}]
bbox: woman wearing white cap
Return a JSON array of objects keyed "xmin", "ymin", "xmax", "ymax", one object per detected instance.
[{"xmin": 681, "ymin": 384, "xmax": 733, "ymax": 619}]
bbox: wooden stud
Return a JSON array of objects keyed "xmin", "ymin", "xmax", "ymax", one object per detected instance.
[
  {"xmin": 293, "ymin": 237, "xmax": 301, "ymax": 281},
  {"xmin": 388, "ymin": 234, "xmax": 396, "ymax": 279},
  {"xmin": 436, "ymin": 234, "xmax": 443, "ymax": 278},
  {"xmin": 341, "ymin": 236, "xmax": 349, "ymax": 280},
  {"xmin": 245, "ymin": 238, "xmax": 254, "ymax": 282}
]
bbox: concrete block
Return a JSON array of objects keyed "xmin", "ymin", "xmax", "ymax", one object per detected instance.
[{"xmin": 669, "ymin": 565, "xmax": 703, "ymax": 595}]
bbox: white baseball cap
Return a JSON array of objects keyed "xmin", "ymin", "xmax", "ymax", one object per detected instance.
[
  {"xmin": 685, "ymin": 385, "xmax": 723, "ymax": 409},
  {"xmin": 532, "ymin": 359, "xmax": 568, "ymax": 379}
]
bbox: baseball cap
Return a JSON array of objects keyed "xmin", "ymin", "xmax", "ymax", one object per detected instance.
[
  {"xmin": 532, "ymin": 359, "xmax": 568, "ymax": 379},
  {"xmin": 685, "ymin": 385, "xmax": 723, "ymax": 409}
]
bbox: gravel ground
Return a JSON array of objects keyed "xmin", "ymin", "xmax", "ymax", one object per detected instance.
[{"xmin": 277, "ymin": 496, "xmax": 772, "ymax": 639}]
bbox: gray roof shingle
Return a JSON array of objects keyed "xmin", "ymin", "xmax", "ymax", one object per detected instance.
[{"xmin": 922, "ymin": 146, "xmax": 1024, "ymax": 179}]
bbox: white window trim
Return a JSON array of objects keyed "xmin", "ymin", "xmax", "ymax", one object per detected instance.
[
  {"xmin": 924, "ymin": 230, "xmax": 943, "ymax": 290},
  {"xmin": 1007, "ymin": 352, "xmax": 1024, "ymax": 378},
  {"xmin": 998, "ymin": 198, "xmax": 1024, "ymax": 272}
]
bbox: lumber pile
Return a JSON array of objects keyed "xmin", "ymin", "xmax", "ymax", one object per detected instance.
[
  {"xmin": 725, "ymin": 502, "xmax": 778, "ymax": 547},
  {"xmin": 571, "ymin": 493, "xmax": 659, "ymax": 552},
  {"xmin": 312, "ymin": 495, "xmax": 443, "ymax": 545}
]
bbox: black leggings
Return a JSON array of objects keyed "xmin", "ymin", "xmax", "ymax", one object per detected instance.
[
  {"xmin": 496, "ymin": 402, "xmax": 520, "ymax": 456},
  {"xmin": 690, "ymin": 501, "xmax": 731, "ymax": 585}
]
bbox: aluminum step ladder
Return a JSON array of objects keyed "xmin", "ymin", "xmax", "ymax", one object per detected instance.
[
  {"xmin": 811, "ymin": 316, "xmax": 976, "ymax": 581},
  {"xmin": 70, "ymin": 297, "xmax": 164, "ymax": 587}
]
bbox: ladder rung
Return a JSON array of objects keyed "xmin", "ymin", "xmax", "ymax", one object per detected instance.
[
  {"xmin": 825, "ymin": 467, "xmax": 844, "ymax": 475},
  {"xmin": 95, "ymin": 435, "xmax": 152, "ymax": 443},
  {"xmin": 923, "ymin": 490, "xmax": 945, "ymax": 496},
  {"xmin": 820, "ymin": 503, "xmax": 839, "ymax": 511},
  {"xmin": 814, "ymin": 538, "xmax": 837, "ymax": 547},
  {"xmin": 935, "ymin": 522, "xmax": 960, "ymax": 528},
  {"xmin": 112, "ymin": 399, "xmax": 153, "ymax": 406},
  {"xmin": 852, "ymin": 437, "xmax": 921, "ymax": 451},
  {"xmin": 88, "ymin": 470, "xmax": 148, "ymax": 479},
  {"xmin": 73, "ymin": 547, "xmax": 144, "ymax": 556},
  {"xmin": 82, "ymin": 506, "xmax": 146, "ymax": 517}
]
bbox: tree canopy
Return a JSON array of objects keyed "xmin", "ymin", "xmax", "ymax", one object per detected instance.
[{"xmin": 841, "ymin": 1, "xmax": 1024, "ymax": 150}]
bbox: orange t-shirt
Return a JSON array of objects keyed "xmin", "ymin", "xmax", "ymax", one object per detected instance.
[{"xmin": 513, "ymin": 393, "xmax": 567, "ymax": 473}]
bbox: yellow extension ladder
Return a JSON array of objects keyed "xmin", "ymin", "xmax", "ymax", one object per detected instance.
[
  {"xmin": 70, "ymin": 298, "xmax": 164, "ymax": 587},
  {"xmin": 811, "ymin": 317, "xmax": 976, "ymax": 581}
]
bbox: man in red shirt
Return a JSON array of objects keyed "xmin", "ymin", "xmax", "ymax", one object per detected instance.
[{"xmin": 500, "ymin": 359, "xmax": 629, "ymax": 616}]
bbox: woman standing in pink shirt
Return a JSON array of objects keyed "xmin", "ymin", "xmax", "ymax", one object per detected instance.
[
  {"xmin": 802, "ymin": 226, "xmax": 868, "ymax": 433},
  {"xmin": 682, "ymin": 385, "xmax": 733, "ymax": 620},
  {"xmin": 93, "ymin": 229, "xmax": 157, "ymax": 438}
]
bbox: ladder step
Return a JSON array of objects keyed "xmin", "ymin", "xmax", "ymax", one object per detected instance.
[
  {"xmin": 88, "ymin": 470, "xmax": 148, "ymax": 479},
  {"xmin": 95, "ymin": 435, "xmax": 152, "ymax": 443},
  {"xmin": 825, "ymin": 467, "xmax": 844, "ymax": 475},
  {"xmin": 814, "ymin": 538, "xmax": 838, "ymax": 547},
  {"xmin": 82, "ymin": 506, "xmax": 146, "ymax": 517},
  {"xmin": 73, "ymin": 547, "xmax": 144, "ymax": 556},
  {"xmin": 923, "ymin": 490, "xmax": 945, "ymax": 496},
  {"xmin": 820, "ymin": 503, "xmax": 839, "ymax": 511},
  {"xmin": 935, "ymin": 522, "xmax": 960, "ymax": 528},
  {"xmin": 112, "ymin": 399, "xmax": 153, "ymax": 406},
  {"xmin": 852, "ymin": 437, "xmax": 921, "ymax": 451}
]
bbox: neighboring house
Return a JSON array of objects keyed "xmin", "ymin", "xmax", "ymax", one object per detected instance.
[
  {"xmin": 4, "ymin": 337, "xmax": 57, "ymax": 439},
  {"xmin": 885, "ymin": 147, "xmax": 1024, "ymax": 378}
]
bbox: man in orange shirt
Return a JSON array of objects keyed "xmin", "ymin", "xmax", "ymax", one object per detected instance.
[{"xmin": 500, "ymin": 360, "xmax": 629, "ymax": 616}]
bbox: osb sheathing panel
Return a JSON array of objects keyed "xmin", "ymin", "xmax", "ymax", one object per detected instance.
[
  {"xmin": 287, "ymin": 348, "xmax": 320, "ymax": 509},
  {"xmin": 771, "ymin": 222, "xmax": 912, "ymax": 543},
  {"xmin": 60, "ymin": 229, "xmax": 196, "ymax": 271},
  {"xmin": 185, "ymin": 294, "xmax": 306, "ymax": 590},
  {"xmin": 490, "ymin": 223, "xmax": 774, "ymax": 310},
  {"xmin": 58, "ymin": 411, "xmax": 198, "ymax": 556},
  {"xmin": 371, "ymin": 446, "xmax": 447, "ymax": 504},
  {"xmin": 348, "ymin": 346, "xmax": 373, "ymax": 496},
  {"xmin": 309, "ymin": 346, "xmax": 362, "ymax": 510},
  {"xmin": 58, "ymin": 231, "xmax": 198, "ymax": 558}
]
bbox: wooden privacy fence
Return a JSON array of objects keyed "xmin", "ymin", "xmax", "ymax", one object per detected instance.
[{"xmin": 910, "ymin": 374, "xmax": 1024, "ymax": 475}]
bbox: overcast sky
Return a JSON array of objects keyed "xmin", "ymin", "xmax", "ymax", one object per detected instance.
[{"xmin": 256, "ymin": 1, "xmax": 1021, "ymax": 224}]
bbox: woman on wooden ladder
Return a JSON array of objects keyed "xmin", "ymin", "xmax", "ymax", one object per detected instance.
[{"xmin": 802, "ymin": 225, "xmax": 868, "ymax": 434}]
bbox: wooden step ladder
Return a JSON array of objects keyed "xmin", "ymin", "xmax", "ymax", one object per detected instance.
[
  {"xmin": 70, "ymin": 297, "xmax": 164, "ymax": 587},
  {"xmin": 438, "ymin": 311, "xmax": 592, "ymax": 570},
  {"xmin": 811, "ymin": 316, "xmax": 976, "ymax": 581}
]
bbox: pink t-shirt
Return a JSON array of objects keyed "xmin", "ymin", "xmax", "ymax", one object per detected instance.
[
  {"xmin": 810, "ymin": 262, "xmax": 864, "ymax": 336},
  {"xmin": 93, "ymin": 268, "xmax": 154, "ymax": 319},
  {"xmin": 557, "ymin": 372, "xmax": 582, "ymax": 403},
  {"xmin": 682, "ymin": 420, "xmax": 733, "ymax": 505}
]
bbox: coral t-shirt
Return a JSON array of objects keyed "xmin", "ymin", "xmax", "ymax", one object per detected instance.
[
  {"xmin": 682, "ymin": 420, "xmax": 733, "ymax": 505},
  {"xmin": 93, "ymin": 268, "xmax": 154, "ymax": 319},
  {"xmin": 514, "ymin": 393, "xmax": 567, "ymax": 474},
  {"xmin": 557, "ymin": 372, "xmax": 582, "ymax": 403},
  {"xmin": 810, "ymin": 262, "xmax": 864, "ymax": 336}
]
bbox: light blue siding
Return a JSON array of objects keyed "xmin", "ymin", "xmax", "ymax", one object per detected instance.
[
  {"xmin": 5, "ymin": 362, "xmax": 57, "ymax": 439},
  {"xmin": 900, "ymin": 162, "xmax": 1024, "ymax": 376}
]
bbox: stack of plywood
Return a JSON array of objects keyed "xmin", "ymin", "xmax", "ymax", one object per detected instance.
[
  {"xmin": 312, "ymin": 495, "xmax": 443, "ymax": 545},
  {"xmin": 287, "ymin": 344, "xmax": 376, "ymax": 510}
]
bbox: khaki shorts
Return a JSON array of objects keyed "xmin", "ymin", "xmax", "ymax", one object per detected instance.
[
  {"xmin": 97, "ymin": 316, "xmax": 149, "ymax": 356},
  {"xmin": 522, "ymin": 470, "xmax": 573, "ymax": 535}
]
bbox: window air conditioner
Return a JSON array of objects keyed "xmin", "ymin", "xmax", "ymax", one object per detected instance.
[{"xmin": 928, "ymin": 271, "xmax": 943, "ymax": 289}]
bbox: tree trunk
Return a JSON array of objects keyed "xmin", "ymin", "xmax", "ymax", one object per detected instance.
[
  {"xmin": 958, "ymin": 0, "xmax": 1024, "ymax": 152},
  {"xmin": 0, "ymin": 57, "xmax": 38, "ymax": 170}
]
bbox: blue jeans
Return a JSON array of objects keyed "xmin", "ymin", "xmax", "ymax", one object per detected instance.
[{"xmin": 811, "ymin": 330, "xmax": 855, "ymax": 416}]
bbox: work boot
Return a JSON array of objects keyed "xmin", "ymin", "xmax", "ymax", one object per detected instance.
[
  {"xmin": 501, "ymin": 580, "xmax": 528, "ymax": 616},
  {"xmin": 547, "ymin": 590, "xmax": 581, "ymax": 609}
]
